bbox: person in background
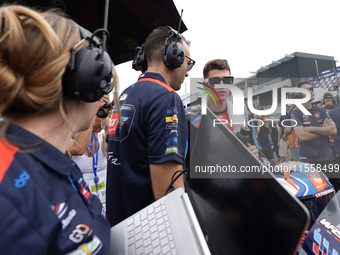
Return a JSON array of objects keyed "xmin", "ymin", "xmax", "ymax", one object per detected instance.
[
  {"xmin": 186, "ymin": 59, "xmax": 259, "ymax": 158},
  {"xmin": 327, "ymin": 105, "xmax": 340, "ymax": 191},
  {"xmin": 283, "ymin": 94, "xmax": 299, "ymax": 162},
  {"xmin": 67, "ymin": 94, "xmax": 112, "ymax": 211},
  {"xmin": 270, "ymin": 117, "xmax": 280, "ymax": 159},
  {"xmin": 190, "ymin": 59, "xmax": 243, "ymax": 134},
  {"xmin": 0, "ymin": 5, "xmax": 118, "ymax": 254},
  {"xmin": 257, "ymin": 114, "xmax": 275, "ymax": 167},
  {"xmin": 106, "ymin": 26, "xmax": 193, "ymax": 226},
  {"xmin": 323, "ymin": 92, "xmax": 336, "ymax": 152},
  {"xmin": 291, "ymin": 80, "xmax": 336, "ymax": 180},
  {"xmin": 278, "ymin": 104, "xmax": 291, "ymax": 163},
  {"xmin": 323, "ymin": 92, "xmax": 336, "ymax": 111},
  {"xmin": 247, "ymin": 101, "xmax": 262, "ymax": 151}
]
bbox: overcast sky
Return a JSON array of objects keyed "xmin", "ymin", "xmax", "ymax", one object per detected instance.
[{"xmin": 114, "ymin": 0, "xmax": 340, "ymax": 98}]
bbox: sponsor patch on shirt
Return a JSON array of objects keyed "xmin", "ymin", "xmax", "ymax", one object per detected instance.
[
  {"xmin": 165, "ymin": 115, "xmax": 178, "ymax": 123},
  {"xmin": 66, "ymin": 235, "xmax": 102, "ymax": 255},
  {"xmin": 69, "ymin": 224, "xmax": 93, "ymax": 243},
  {"xmin": 80, "ymin": 183, "xmax": 91, "ymax": 200},
  {"xmin": 51, "ymin": 202, "xmax": 69, "ymax": 219},
  {"xmin": 62, "ymin": 209, "xmax": 77, "ymax": 229},
  {"xmin": 119, "ymin": 93, "xmax": 127, "ymax": 101},
  {"xmin": 166, "ymin": 106, "xmax": 178, "ymax": 115},
  {"xmin": 165, "ymin": 137, "xmax": 178, "ymax": 146},
  {"xmin": 166, "ymin": 122, "xmax": 178, "ymax": 129},
  {"xmin": 165, "ymin": 146, "xmax": 178, "ymax": 155}
]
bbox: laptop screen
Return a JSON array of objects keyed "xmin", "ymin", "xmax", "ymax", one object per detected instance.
[{"xmin": 186, "ymin": 108, "xmax": 310, "ymax": 255}]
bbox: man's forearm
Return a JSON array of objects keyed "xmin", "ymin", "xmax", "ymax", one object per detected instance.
[
  {"xmin": 294, "ymin": 126, "xmax": 320, "ymax": 142},
  {"xmin": 306, "ymin": 125, "xmax": 336, "ymax": 136}
]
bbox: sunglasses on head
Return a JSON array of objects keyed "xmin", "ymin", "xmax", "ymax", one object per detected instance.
[
  {"xmin": 185, "ymin": 56, "xmax": 195, "ymax": 71},
  {"xmin": 207, "ymin": 76, "xmax": 234, "ymax": 86}
]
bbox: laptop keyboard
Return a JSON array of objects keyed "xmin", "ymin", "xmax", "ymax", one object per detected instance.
[{"xmin": 126, "ymin": 199, "xmax": 177, "ymax": 255}]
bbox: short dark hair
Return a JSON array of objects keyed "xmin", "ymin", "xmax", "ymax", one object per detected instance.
[
  {"xmin": 203, "ymin": 59, "xmax": 231, "ymax": 79},
  {"xmin": 144, "ymin": 26, "xmax": 189, "ymax": 65},
  {"xmin": 296, "ymin": 80, "xmax": 310, "ymax": 88}
]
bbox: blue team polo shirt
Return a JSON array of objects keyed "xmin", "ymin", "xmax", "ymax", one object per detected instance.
[
  {"xmin": 0, "ymin": 124, "xmax": 110, "ymax": 254},
  {"xmin": 291, "ymin": 105, "xmax": 333, "ymax": 163},
  {"xmin": 329, "ymin": 106, "xmax": 340, "ymax": 154},
  {"xmin": 106, "ymin": 72, "xmax": 188, "ymax": 226}
]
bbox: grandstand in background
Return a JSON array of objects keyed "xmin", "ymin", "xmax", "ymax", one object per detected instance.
[{"xmin": 303, "ymin": 66, "xmax": 340, "ymax": 91}]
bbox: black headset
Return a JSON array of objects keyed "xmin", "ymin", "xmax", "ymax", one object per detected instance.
[
  {"xmin": 132, "ymin": 26, "xmax": 185, "ymax": 72},
  {"xmin": 132, "ymin": 44, "xmax": 147, "ymax": 72},
  {"xmin": 62, "ymin": 25, "xmax": 114, "ymax": 103},
  {"xmin": 162, "ymin": 26, "xmax": 185, "ymax": 69}
]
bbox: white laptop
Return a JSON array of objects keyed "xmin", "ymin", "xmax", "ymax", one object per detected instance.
[{"xmin": 110, "ymin": 187, "xmax": 209, "ymax": 255}]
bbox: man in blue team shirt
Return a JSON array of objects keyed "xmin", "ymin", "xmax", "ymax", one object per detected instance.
[
  {"xmin": 106, "ymin": 26, "xmax": 194, "ymax": 226},
  {"xmin": 291, "ymin": 80, "xmax": 336, "ymax": 174},
  {"xmin": 328, "ymin": 105, "xmax": 340, "ymax": 191}
]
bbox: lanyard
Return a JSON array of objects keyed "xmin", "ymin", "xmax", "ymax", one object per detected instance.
[{"xmin": 87, "ymin": 133, "xmax": 99, "ymax": 188}]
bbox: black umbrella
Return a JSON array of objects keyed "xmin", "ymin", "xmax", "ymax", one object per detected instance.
[{"xmin": 1, "ymin": 0, "xmax": 187, "ymax": 65}]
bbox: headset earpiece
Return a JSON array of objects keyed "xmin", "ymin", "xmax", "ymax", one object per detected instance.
[
  {"xmin": 132, "ymin": 44, "xmax": 147, "ymax": 72},
  {"xmin": 62, "ymin": 26, "xmax": 113, "ymax": 102},
  {"xmin": 162, "ymin": 26, "xmax": 185, "ymax": 70},
  {"xmin": 163, "ymin": 42, "xmax": 185, "ymax": 69},
  {"xmin": 96, "ymin": 107, "xmax": 109, "ymax": 118},
  {"xmin": 96, "ymin": 100, "xmax": 114, "ymax": 118}
]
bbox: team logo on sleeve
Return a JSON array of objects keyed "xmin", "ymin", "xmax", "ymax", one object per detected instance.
[{"xmin": 14, "ymin": 170, "xmax": 30, "ymax": 188}]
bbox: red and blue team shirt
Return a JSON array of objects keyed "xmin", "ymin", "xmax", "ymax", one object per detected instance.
[
  {"xmin": 291, "ymin": 105, "xmax": 334, "ymax": 163},
  {"xmin": 186, "ymin": 105, "xmax": 235, "ymax": 134},
  {"xmin": 106, "ymin": 72, "xmax": 188, "ymax": 227},
  {"xmin": 0, "ymin": 124, "xmax": 110, "ymax": 254}
]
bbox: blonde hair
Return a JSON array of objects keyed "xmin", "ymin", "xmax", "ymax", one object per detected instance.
[{"xmin": 0, "ymin": 5, "xmax": 120, "ymax": 135}]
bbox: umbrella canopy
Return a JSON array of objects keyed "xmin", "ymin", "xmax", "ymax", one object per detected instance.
[{"xmin": 1, "ymin": 0, "xmax": 187, "ymax": 65}]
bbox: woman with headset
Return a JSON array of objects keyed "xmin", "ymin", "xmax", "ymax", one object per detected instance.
[{"xmin": 0, "ymin": 5, "xmax": 118, "ymax": 254}]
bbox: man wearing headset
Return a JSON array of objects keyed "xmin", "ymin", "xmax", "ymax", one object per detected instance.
[{"xmin": 106, "ymin": 26, "xmax": 194, "ymax": 226}]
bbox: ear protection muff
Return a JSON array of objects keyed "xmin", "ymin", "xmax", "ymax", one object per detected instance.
[
  {"xmin": 162, "ymin": 26, "xmax": 185, "ymax": 69},
  {"xmin": 62, "ymin": 25, "xmax": 114, "ymax": 102},
  {"xmin": 132, "ymin": 44, "xmax": 147, "ymax": 72}
]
